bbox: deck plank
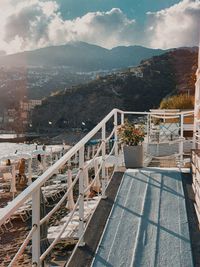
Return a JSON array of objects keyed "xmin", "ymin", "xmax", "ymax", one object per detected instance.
[
  {"xmin": 67, "ymin": 171, "xmax": 124, "ymax": 267},
  {"xmin": 92, "ymin": 168, "xmax": 193, "ymax": 267}
]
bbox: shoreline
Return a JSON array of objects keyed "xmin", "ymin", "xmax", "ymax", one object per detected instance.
[{"xmin": 0, "ymin": 131, "xmax": 88, "ymax": 145}]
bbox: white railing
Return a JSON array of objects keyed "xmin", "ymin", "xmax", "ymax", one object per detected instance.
[
  {"xmin": 0, "ymin": 108, "xmax": 119, "ymax": 266},
  {"xmin": 191, "ymin": 150, "xmax": 200, "ymax": 227},
  {"xmin": 0, "ymin": 108, "xmax": 194, "ymax": 266}
]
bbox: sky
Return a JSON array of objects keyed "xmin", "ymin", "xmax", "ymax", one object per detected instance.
[{"xmin": 0, "ymin": 0, "xmax": 199, "ymax": 54}]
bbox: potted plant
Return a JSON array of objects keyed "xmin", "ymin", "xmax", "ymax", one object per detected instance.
[{"xmin": 118, "ymin": 119, "xmax": 145, "ymax": 168}]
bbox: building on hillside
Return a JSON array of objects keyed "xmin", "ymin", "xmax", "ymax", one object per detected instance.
[
  {"xmin": 129, "ymin": 67, "xmax": 143, "ymax": 78},
  {"xmin": 20, "ymin": 99, "xmax": 42, "ymax": 112}
]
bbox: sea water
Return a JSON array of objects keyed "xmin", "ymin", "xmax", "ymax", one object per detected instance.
[{"xmin": 0, "ymin": 142, "xmax": 68, "ymax": 160}]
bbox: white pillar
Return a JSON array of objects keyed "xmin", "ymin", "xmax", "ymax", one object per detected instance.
[
  {"xmin": 193, "ymin": 43, "xmax": 200, "ymax": 149},
  {"xmin": 78, "ymin": 146, "xmax": 85, "ymax": 246},
  {"xmin": 32, "ymin": 189, "xmax": 40, "ymax": 266},
  {"xmin": 120, "ymin": 112, "xmax": 125, "ymax": 166},
  {"xmin": 179, "ymin": 113, "xmax": 184, "ymax": 165},
  {"xmin": 94, "ymin": 158, "xmax": 100, "ymax": 193},
  {"xmin": 121, "ymin": 112, "xmax": 124, "ymax": 125},
  {"xmin": 83, "ymin": 167, "xmax": 89, "ymax": 197},
  {"xmin": 146, "ymin": 114, "xmax": 150, "ymax": 156},
  {"xmin": 114, "ymin": 110, "xmax": 118, "ymax": 168},
  {"xmin": 66, "ymin": 168, "xmax": 75, "ymax": 211},
  {"xmin": 101, "ymin": 123, "xmax": 106, "ymax": 198}
]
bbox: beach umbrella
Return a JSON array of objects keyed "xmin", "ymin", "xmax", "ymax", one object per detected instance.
[
  {"xmin": 10, "ymin": 164, "xmax": 17, "ymax": 199},
  {"xmin": 0, "ymin": 154, "xmax": 19, "ymax": 162},
  {"xmin": 15, "ymin": 152, "xmax": 31, "ymax": 159},
  {"xmin": 66, "ymin": 169, "xmax": 75, "ymax": 211},
  {"xmin": 31, "ymin": 149, "xmax": 46, "ymax": 156}
]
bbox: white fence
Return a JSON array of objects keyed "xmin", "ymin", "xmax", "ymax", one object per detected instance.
[
  {"xmin": 0, "ymin": 108, "xmax": 194, "ymax": 266},
  {"xmin": 191, "ymin": 150, "xmax": 200, "ymax": 227}
]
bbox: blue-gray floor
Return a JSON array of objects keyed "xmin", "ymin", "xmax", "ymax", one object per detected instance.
[{"xmin": 92, "ymin": 168, "xmax": 193, "ymax": 267}]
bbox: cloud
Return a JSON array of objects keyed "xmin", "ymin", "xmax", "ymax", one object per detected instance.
[
  {"xmin": 147, "ymin": 0, "xmax": 200, "ymax": 49},
  {"xmin": 0, "ymin": 1, "xmax": 137, "ymax": 53},
  {"xmin": 1, "ymin": 1, "xmax": 60, "ymax": 53},
  {"xmin": 0, "ymin": 0, "xmax": 199, "ymax": 54},
  {"xmin": 60, "ymin": 8, "xmax": 137, "ymax": 48}
]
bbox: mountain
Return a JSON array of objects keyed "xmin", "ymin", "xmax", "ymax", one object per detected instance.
[
  {"xmin": 31, "ymin": 48, "xmax": 198, "ymax": 132},
  {"xmin": 0, "ymin": 42, "xmax": 165, "ymax": 71}
]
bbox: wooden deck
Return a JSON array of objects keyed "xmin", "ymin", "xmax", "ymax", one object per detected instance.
[
  {"xmin": 67, "ymin": 171, "xmax": 124, "ymax": 267},
  {"xmin": 92, "ymin": 168, "xmax": 193, "ymax": 267}
]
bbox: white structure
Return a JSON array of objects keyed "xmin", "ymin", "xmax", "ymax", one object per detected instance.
[
  {"xmin": 20, "ymin": 99, "xmax": 42, "ymax": 112},
  {"xmin": 193, "ymin": 44, "xmax": 200, "ymax": 148},
  {"xmin": 0, "ymin": 108, "xmax": 194, "ymax": 266}
]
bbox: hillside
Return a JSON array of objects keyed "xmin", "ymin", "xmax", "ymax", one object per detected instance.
[
  {"xmin": 0, "ymin": 42, "xmax": 165, "ymax": 71},
  {"xmin": 31, "ymin": 48, "xmax": 198, "ymax": 132}
]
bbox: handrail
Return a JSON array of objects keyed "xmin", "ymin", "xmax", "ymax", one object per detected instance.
[
  {"xmin": 83, "ymin": 142, "xmax": 103, "ymax": 170},
  {"xmin": 118, "ymin": 110, "xmax": 194, "ymax": 116},
  {"xmin": 150, "ymin": 115, "xmax": 180, "ymax": 119},
  {"xmin": 84, "ymin": 161, "xmax": 103, "ymax": 194},
  {"xmin": 40, "ymin": 170, "xmax": 81, "ymax": 225},
  {"xmin": 40, "ymin": 195, "xmax": 81, "ymax": 261},
  {"xmin": 0, "ymin": 107, "xmax": 195, "ymax": 266},
  {"xmin": 0, "ymin": 109, "xmax": 117, "ymax": 226},
  {"xmin": 1, "ymin": 108, "xmax": 193, "ymax": 225},
  {"xmin": 8, "ymin": 225, "xmax": 37, "ymax": 266},
  {"xmin": 106, "ymin": 142, "xmax": 117, "ymax": 159},
  {"xmin": 106, "ymin": 128, "xmax": 115, "ymax": 142}
]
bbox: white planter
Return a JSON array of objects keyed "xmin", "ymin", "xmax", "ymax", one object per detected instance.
[{"xmin": 123, "ymin": 145, "xmax": 143, "ymax": 168}]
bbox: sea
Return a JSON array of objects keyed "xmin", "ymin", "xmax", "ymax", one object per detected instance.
[{"xmin": 0, "ymin": 134, "xmax": 68, "ymax": 160}]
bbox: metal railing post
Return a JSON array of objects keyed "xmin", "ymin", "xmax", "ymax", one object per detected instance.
[
  {"xmin": 78, "ymin": 146, "xmax": 85, "ymax": 246},
  {"xmin": 32, "ymin": 189, "xmax": 40, "ymax": 266},
  {"xmin": 147, "ymin": 114, "xmax": 150, "ymax": 143},
  {"xmin": 121, "ymin": 112, "xmax": 124, "ymax": 125},
  {"xmin": 66, "ymin": 160, "xmax": 75, "ymax": 211},
  {"xmin": 94, "ymin": 159, "xmax": 100, "ymax": 192},
  {"xmin": 114, "ymin": 110, "xmax": 118, "ymax": 159},
  {"xmin": 179, "ymin": 113, "xmax": 184, "ymax": 165},
  {"xmin": 101, "ymin": 123, "xmax": 106, "ymax": 199}
]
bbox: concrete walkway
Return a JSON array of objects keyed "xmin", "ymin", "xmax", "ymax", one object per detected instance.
[{"xmin": 92, "ymin": 168, "xmax": 193, "ymax": 267}]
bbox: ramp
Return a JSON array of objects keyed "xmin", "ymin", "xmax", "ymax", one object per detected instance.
[{"xmin": 92, "ymin": 168, "xmax": 193, "ymax": 267}]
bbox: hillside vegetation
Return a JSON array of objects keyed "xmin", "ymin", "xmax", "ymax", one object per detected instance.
[
  {"xmin": 160, "ymin": 94, "xmax": 194, "ymax": 109},
  {"xmin": 32, "ymin": 48, "xmax": 198, "ymax": 132}
]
